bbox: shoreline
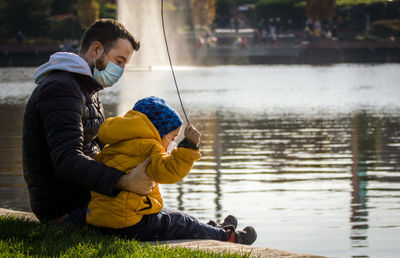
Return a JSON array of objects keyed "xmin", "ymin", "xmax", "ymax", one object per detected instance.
[
  {"xmin": 0, "ymin": 208, "xmax": 327, "ymax": 258},
  {"xmin": 1, "ymin": 40, "xmax": 399, "ymax": 66}
]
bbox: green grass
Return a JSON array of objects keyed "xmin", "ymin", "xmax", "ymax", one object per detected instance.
[
  {"xmin": 337, "ymin": 0, "xmax": 388, "ymax": 5},
  {"xmin": 0, "ymin": 216, "xmax": 247, "ymax": 257}
]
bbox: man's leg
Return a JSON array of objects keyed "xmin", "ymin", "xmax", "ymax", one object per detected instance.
[{"xmin": 62, "ymin": 206, "xmax": 87, "ymax": 226}]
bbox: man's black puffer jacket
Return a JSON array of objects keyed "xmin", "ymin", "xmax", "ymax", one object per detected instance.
[{"xmin": 23, "ymin": 70, "xmax": 124, "ymax": 222}]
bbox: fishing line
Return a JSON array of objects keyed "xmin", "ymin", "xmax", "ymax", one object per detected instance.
[{"xmin": 160, "ymin": 0, "xmax": 190, "ymax": 124}]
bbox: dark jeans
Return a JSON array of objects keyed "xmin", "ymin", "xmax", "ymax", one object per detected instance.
[
  {"xmin": 62, "ymin": 206, "xmax": 87, "ymax": 226},
  {"xmin": 94, "ymin": 209, "xmax": 228, "ymax": 242}
]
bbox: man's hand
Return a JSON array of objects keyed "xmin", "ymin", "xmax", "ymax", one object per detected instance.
[
  {"xmin": 115, "ymin": 157, "xmax": 155, "ymax": 195},
  {"xmin": 185, "ymin": 124, "xmax": 201, "ymax": 147}
]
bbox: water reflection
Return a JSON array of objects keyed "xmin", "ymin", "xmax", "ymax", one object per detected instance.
[
  {"xmin": 351, "ymin": 113, "xmax": 370, "ymax": 249},
  {"xmin": 1, "ymin": 65, "xmax": 400, "ymax": 257},
  {"xmin": 160, "ymin": 110, "xmax": 400, "ymax": 256},
  {"xmin": 0, "ymin": 104, "xmax": 28, "ymax": 210},
  {"xmin": 349, "ymin": 112, "xmax": 400, "ymax": 256}
]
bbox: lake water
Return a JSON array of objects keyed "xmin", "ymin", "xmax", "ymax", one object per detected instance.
[{"xmin": 1, "ymin": 64, "xmax": 400, "ymax": 257}]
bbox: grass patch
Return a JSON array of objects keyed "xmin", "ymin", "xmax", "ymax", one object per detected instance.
[
  {"xmin": 0, "ymin": 216, "xmax": 247, "ymax": 257},
  {"xmin": 337, "ymin": 0, "xmax": 387, "ymax": 5}
]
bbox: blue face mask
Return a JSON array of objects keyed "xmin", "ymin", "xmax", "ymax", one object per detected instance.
[{"xmin": 93, "ymin": 49, "xmax": 124, "ymax": 88}]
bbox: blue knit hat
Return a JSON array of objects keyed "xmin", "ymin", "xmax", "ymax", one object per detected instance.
[{"xmin": 133, "ymin": 96, "xmax": 183, "ymax": 137}]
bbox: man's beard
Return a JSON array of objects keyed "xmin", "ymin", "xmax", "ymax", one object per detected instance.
[{"xmin": 95, "ymin": 54, "xmax": 108, "ymax": 71}]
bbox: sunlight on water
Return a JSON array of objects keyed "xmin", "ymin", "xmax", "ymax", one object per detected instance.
[
  {"xmin": 1, "ymin": 64, "xmax": 400, "ymax": 257},
  {"xmin": 113, "ymin": 64, "xmax": 400, "ymax": 116},
  {"xmin": 125, "ymin": 65, "xmax": 197, "ymax": 71}
]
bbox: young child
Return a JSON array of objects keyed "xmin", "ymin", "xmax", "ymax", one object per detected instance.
[{"xmin": 86, "ymin": 96, "xmax": 257, "ymax": 245}]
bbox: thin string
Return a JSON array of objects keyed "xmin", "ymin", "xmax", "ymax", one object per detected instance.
[{"xmin": 161, "ymin": 0, "xmax": 190, "ymax": 124}]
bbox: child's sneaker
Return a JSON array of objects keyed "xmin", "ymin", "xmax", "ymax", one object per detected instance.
[
  {"xmin": 226, "ymin": 226, "xmax": 257, "ymax": 245},
  {"xmin": 207, "ymin": 215, "xmax": 238, "ymax": 230}
]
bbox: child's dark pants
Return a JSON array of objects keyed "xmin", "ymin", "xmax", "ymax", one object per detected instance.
[{"xmin": 96, "ymin": 209, "xmax": 228, "ymax": 242}]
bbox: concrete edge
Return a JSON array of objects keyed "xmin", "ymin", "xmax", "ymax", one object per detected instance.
[
  {"xmin": 0, "ymin": 208, "xmax": 39, "ymax": 222},
  {"xmin": 0, "ymin": 208, "xmax": 328, "ymax": 258},
  {"xmin": 152, "ymin": 239, "xmax": 328, "ymax": 258}
]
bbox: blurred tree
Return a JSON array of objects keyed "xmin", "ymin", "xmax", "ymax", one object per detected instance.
[
  {"xmin": 209, "ymin": 0, "xmax": 216, "ymax": 21},
  {"xmin": 256, "ymin": 0, "xmax": 305, "ymax": 29},
  {"xmin": 0, "ymin": 0, "xmax": 51, "ymax": 38},
  {"xmin": 49, "ymin": 14, "xmax": 82, "ymax": 40},
  {"xmin": 97, "ymin": 0, "xmax": 117, "ymax": 19},
  {"xmin": 305, "ymin": 0, "xmax": 336, "ymax": 21},
  {"xmin": 191, "ymin": 0, "xmax": 215, "ymax": 28},
  {"xmin": 75, "ymin": 0, "xmax": 99, "ymax": 29},
  {"xmin": 51, "ymin": 0, "xmax": 76, "ymax": 15},
  {"xmin": 216, "ymin": 0, "xmax": 235, "ymax": 17}
]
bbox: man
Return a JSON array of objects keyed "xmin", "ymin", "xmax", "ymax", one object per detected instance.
[{"xmin": 23, "ymin": 18, "xmax": 154, "ymax": 224}]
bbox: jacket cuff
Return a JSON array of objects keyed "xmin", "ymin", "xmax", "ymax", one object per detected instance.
[
  {"xmin": 178, "ymin": 138, "xmax": 199, "ymax": 150},
  {"xmin": 106, "ymin": 169, "xmax": 124, "ymax": 197}
]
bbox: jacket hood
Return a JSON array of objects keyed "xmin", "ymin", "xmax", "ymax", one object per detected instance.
[
  {"xmin": 34, "ymin": 52, "xmax": 92, "ymax": 84},
  {"xmin": 97, "ymin": 110, "xmax": 162, "ymax": 145}
]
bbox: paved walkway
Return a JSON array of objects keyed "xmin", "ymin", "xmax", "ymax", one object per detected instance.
[{"xmin": 0, "ymin": 208, "xmax": 327, "ymax": 257}]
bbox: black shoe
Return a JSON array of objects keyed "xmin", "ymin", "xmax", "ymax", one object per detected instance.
[
  {"xmin": 226, "ymin": 226, "xmax": 257, "ymax": 245},
  {"xmin": 221, "ymin": 215, "xmax": 238, "ymax": 229},
  {"xmin": 207, "ymin": 215, "xmax": 238, "ymax": 230}
]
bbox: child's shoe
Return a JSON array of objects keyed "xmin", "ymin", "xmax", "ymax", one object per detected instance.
[
  {"xmin": 221, "ymin": 215, "xmax": 238, "ymax": 229},
  {"xmin": 226, "ymin": 226, "xmax": 257, "ymax": 245},
  {"xmin": 207, "ymin": 215, "xmax": 238, "ymax": 230}
]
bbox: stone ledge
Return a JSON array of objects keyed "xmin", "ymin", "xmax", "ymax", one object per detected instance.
[
  {"xmin": 0, "ymin": 208, "xmax": 327, "ymax": 257},
  {"xmin": 153, "ymin": 239, "xmax": 327, "ymax": 258},
  {"xmin": 0, "ymin": 208, "xmax": 38, "ymax": 222}
]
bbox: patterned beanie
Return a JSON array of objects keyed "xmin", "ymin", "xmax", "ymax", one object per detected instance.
[{"xmin": 133, "ymin": 96, "xmax": 183, "ymax": 137}]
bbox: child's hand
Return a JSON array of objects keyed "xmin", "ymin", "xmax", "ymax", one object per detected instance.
[{"xmin": 185, "ymin": 124, "xmax": 201, "ymax": 147}]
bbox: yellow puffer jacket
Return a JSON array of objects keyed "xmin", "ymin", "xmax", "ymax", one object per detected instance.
[{"xmin": 86, "ymin": 110, "xmax": 202, "ymax": 229}]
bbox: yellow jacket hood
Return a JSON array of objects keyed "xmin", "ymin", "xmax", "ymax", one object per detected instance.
[{"xmin": 97, "ymin": 110, "xmax": 161, "ymax": 145}]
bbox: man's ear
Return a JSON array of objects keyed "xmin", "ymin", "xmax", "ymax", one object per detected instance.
[{"xmin": 89, "ymin": 41, "xmax": 103, "ymax": 59}]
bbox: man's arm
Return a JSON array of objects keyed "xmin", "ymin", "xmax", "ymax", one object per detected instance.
[
  {"xmin": 37, "ymin": 79, "xmax": 154, "ymax": 195},
  {"xmin": 37, "ymin": 80, "xmax": 123, "ymax": 195}
]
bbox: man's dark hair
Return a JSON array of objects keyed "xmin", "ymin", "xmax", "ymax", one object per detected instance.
[{"xmin": 80, "ymin": 18, "xmax": 140, "ymax": 54}]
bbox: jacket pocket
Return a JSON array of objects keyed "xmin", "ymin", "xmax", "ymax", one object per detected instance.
[{"xmin": 131, "ymin": 188, "xmax": 163, "ymax": 215}]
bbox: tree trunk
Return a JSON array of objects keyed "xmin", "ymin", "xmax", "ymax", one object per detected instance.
[{"xmin": 305, "ymin": 0, "xmax": 336, "ymax": 22}]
